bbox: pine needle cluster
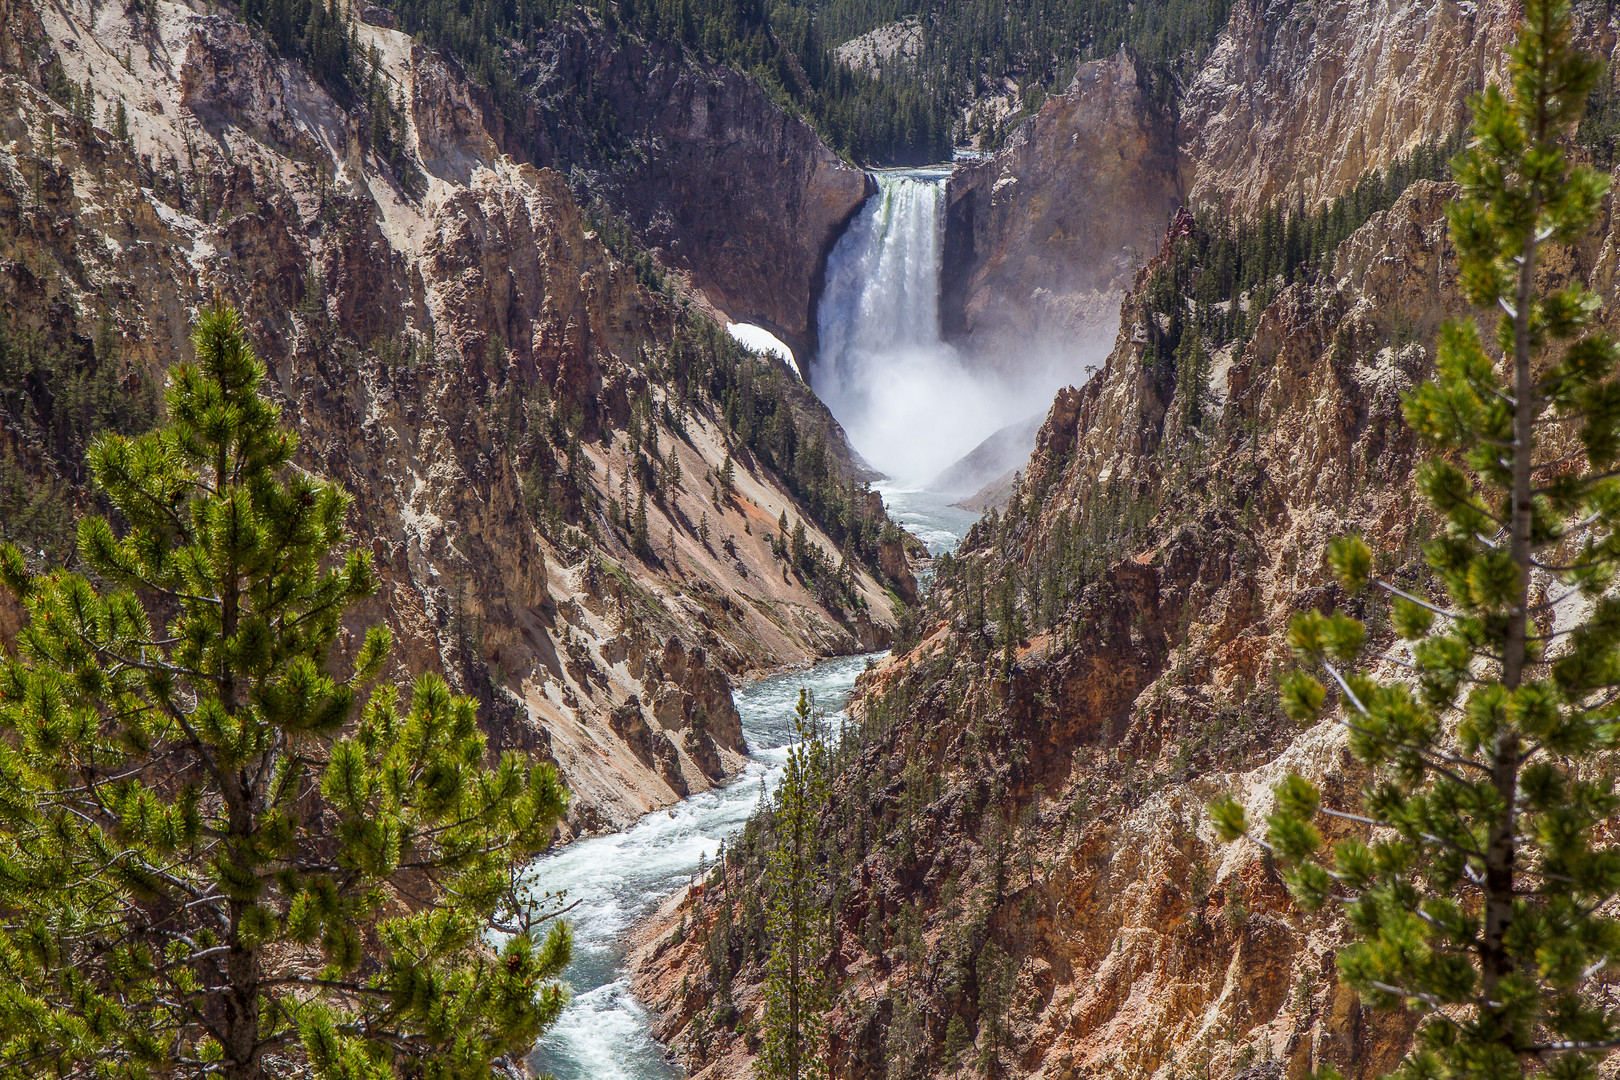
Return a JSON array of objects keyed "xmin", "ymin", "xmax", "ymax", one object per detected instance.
[
  {"xmin": 0, "ymin": 302, "xmax": 571, "ymax": 1080},
  {"xmin": 1214, "ymin": 3, "xmax": 1620, "ymax": 1079}
]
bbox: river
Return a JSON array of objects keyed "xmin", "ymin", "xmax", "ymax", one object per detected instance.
[
  {"xmin": 526, "ymin": 652, "xmax": 878, "ymax": 1079},
  {"xmin": 526, "ymin": 486, "xmax": 976, "ymax": 1079},
  {"xmin": 878, "ymin": 483, "xmax": 980, "ymax": 557}
]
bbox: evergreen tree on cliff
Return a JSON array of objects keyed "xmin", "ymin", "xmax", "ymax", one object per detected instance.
[
  {"xmin": 1213, "ymin": 4, "xmax": 1620, "ymax": 1078},
  {"xmin": 0, "ymin": 301, "xmax": 572, "ymax": 1080},
  {"xmin": 761, "ymin": 690, "xmax": 830, "ymax": 1080}
]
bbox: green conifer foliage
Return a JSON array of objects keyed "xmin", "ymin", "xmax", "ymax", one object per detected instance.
[
  {"xmin": 0, "ymin": 302, "xmax": 571, "ymax": 1080},
  {"xmin": 633, "ymin": 490, "xmax": 650, "ymax": 554},
  {"xmin": 720, "ymin": 452, "xmax": 736, "ymax": 499},
  {"xmin": 761, "ymin": 690, "xmax": 829, "ymax": 1080},
  {"xmin": 791, "ymin": 519, "xmax": 810, "ymax": 571},
  {"xmin": 1212, "ymin": 5, "xmax": 1620, "ymax": 1079}
]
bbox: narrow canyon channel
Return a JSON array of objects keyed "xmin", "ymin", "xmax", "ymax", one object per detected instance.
[{"xmin": 527, "ymin": 489, "xmax": 977, "ymax": 1080}]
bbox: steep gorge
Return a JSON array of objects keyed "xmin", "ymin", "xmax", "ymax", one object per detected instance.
[
  {"xmin": 0, "ymin": 0, "xmax": 915, "ymax": 834},
  {"xmin": 7, "ymin": 0, "xmax": 1620, "ymax": 1072},
  {"xmin": 631, "ymin": 2, "xmax": 1620, "ymax": 1079}
]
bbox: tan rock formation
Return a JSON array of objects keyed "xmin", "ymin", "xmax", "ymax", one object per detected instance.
[
  {"xmin": 944, "ymin": 48, "xmax": 1183, "ymax": 367},
  {"xmin": 0, "ymin": 0, "xmax": 908, "ymax": 835},
  {"xmin": 832, "ymin": 18, "xmax": 924, "ymax": 79},
  {"xmin": 1180, "ymin": 0, "xmax": 1516, "ymax": 214}
]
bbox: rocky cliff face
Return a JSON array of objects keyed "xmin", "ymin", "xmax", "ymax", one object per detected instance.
[
  {"xmin": 943, "ymin": 49, "xmax": 1182, "ymax": 367},
  {"xmin": 1179, "ymin": 0, "xmax": 1516, "ymax": 213},
  {"xmin": 511, "ymin": 21, "xmax": 874, "ymax": 363},
  {"xmin": 937, "ymin": 0, "xmax": 1548, "ymax": 392},
  {"xmin": 631, "ymin": 137, "xmax": 1620, "ymax": 1080},
  {"xmin": 0, "ymin": 0, "xmax": 910, "ymax": 833}
]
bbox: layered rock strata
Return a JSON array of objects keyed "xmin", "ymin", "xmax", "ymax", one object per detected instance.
[
  {"xmin": 634, "ymin": 154, "xmax": 1620, "ymax": 1078},
  {"xmin": 0, "ymin": 0, "xmax": 909, "ymax": 833}
]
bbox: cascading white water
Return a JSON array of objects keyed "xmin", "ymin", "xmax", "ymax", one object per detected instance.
[
  {"xmin": 522, "ymin": 655, "xmax": 877, "ymax": 1080},
  {"xmin": 814, "ymin": 168, "xmax": 1026, "ymax": 485},
  {"xmin": 818, "ymin": 171, "xmax": 951, "ymax": 374}
]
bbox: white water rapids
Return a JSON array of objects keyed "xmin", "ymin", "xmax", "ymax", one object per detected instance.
[
  {"xmin": 523, "ymin": 489, "xmax": 973, "ymax": 1079},
  {"xmin": 524, "ymin": 654, "xmax": 872, "ymax": 1079}
]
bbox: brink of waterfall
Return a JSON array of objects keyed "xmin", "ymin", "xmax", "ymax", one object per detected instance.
[{"xmin": 813, "ymin": 169, "xmax": 1078, "ymax": 488}]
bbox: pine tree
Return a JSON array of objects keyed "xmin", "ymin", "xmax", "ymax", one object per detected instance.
[
  {"xmin": 664, "ymin": 448, "xmax": 683, "ymax": 492},
  {"xmin": 761, "ymin": 690, "xmax": 830, "ymax": 1080},
  {"xmin": 791, "ymin": 518, "xmax": 810, "ymax": 571},
  {"xmin": 1212, "ymin": 7, "xmax": 1620, "ymax": 1080},
  {"xmin": 43, "ymin": 59, "xmax": 72, "ymax": 108},
  {"xmin": 997, "ymin": 577, "xmax": 1023, "ymax": 680},
  {"xmin": 1175, "ymin": 325, "xmax": 1209, "ymax": 430},
  {"xmin": 633, "ymin": 491, "xmax": 650, "ymax": 554},
  {"xmin": 0, "ymin": 301, "xmax": 572, "ymax": 1080},
  {"xmin": 720, "ymin": 452, "xmax": 736, "ymax": 499}
]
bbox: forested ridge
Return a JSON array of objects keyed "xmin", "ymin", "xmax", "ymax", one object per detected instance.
[
  {"xmin": 511, "ymin": 300, "xmax": 911, "ymax": 615},
  {"xmin": 811, "ymin": 0, "xmax": 1236, "ymax": 152},
  {"xmin": 218, "ymin": 0, "xmax": 1620, "ymax": 171},
  {"xmin": 225, "ymin": 0, "xmax": 1234, "ymax": 167}
]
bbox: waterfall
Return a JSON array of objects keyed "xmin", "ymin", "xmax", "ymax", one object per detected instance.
[
  {"xmin": 814, "ymin": 169, "xmax": 1017, "ymax": 486},
  {"xmin": 818, "ymin": 171, "xmax": 950, "ymax": 369}
]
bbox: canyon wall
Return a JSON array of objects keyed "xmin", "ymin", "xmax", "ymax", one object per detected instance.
[
  {"xmin": 943, "ymin": 49, "xmax": 1182, "ymax": 367},
  {"xmin": 1179, "ymin": 0, "xmax": 1515, "ymax": 213},
  {"xmin": 512, "ymin": 21, "xmax": 874, "ymax": 363},
  {"xmin": 936, "ymin": 0, "xmax": 1520, "ymax": 407},
  {"xmin": 0, "ymin": 0, "xmax": 910, "ymax": 834},
  {"xmin": 935, "ymin": 0, "xmax": 1620, "ymax": 378},
  {"xmin": 632, "ymin": 2, "xmax": 1620, "ymax": 1076}
]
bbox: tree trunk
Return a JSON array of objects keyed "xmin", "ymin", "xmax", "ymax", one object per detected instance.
[
  {"xmin": 220, "ymin": 515, "xmax": 261, "ymax": 1079},
  {"xmin": 223, "ymin": 897, "xmax": 264, "ymax": 1080},
  {"xmin": 1482, "ymin": 219, "xmax": 1537, "ymax": 1015},
  {"xmin": 788, "ymin": 796, "xmax": 802, "ymax": 1080}
]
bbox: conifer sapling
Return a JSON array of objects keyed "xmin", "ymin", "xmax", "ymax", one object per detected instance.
[{"xmin": 1213, "ymin": 4, "xmax": 1620, "ymax": 1078}]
